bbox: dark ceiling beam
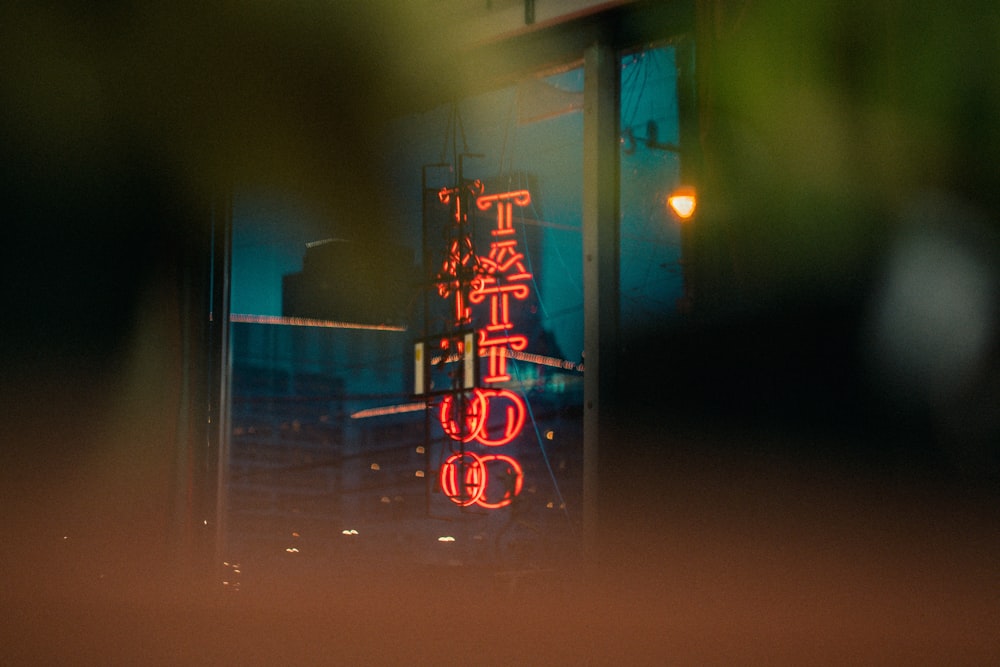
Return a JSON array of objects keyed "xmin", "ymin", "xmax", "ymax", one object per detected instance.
[{"xmin": 408, "ymin": 0, "xmax": 695, "ymax": 114}]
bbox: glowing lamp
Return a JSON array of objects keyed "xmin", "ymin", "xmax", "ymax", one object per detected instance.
[{"xmin": 667, "ymin": 186, "xmax": 697, "ymax": 220}]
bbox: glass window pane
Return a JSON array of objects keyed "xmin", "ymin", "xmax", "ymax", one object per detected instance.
[
  {"xmin": 620, "ymin": 44, "xmax": 684, "ymax": 338},
  {"xmin": 225, "ymin": 65, "xmax": 586, "ymax": 580}
]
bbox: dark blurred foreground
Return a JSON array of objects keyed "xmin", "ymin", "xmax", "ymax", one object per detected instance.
[
  {"xmin": 3, "ymin": 1, "xmax": 999, "ymax": 663},
  {"xmin": 6, "ymin": 429, "xmax": 998, "ymax": 664}
]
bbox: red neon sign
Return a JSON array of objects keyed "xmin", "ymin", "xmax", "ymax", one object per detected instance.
[
  {"xmin": 437, "ymin": 237, "xmax": 479, "ymax": 324},
  {"xmin": 439, "ymin": 452, "xmax": 524, "ymax": 509},
  {"xmin": 439, "ymin": 388, "xmax": 526, "ymax": 447},
  {"xmin": 434, "ymin": 187, "xmax": 534, "ymax": 510}
]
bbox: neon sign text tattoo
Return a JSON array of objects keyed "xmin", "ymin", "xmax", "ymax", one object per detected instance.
[{"xmin": 436, "ymin": 188, "xmax": 533, "ymax": 509}]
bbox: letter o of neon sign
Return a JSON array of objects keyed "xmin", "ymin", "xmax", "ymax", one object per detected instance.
[
  {"xmin": 438, "ymin": 388, "xmax": 526, "ymax": 447},
  {"xmin": 438, "ymin": 391, "xmax": 487, "ymax": 444},
  {"xmin": 439, "ymin": 452, "xmax": 524, "ymax": 509}
]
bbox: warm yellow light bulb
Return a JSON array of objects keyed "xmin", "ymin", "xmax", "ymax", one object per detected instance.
[{"xmin": 667, "ymin": 187, "xmax": 697, "ymax": 220}]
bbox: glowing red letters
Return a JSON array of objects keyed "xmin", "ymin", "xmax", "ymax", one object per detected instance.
[
  {"xmin": 439, "ymin": 388, "xmax": 526, "ymax": 447},
  {"xmin": 436, "ymin": 188, "xmax": 533, "ymax": 509}
]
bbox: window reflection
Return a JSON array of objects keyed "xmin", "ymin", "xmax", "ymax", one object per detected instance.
[{"xmin": 620, "ymin": 44, "xmax": 686, "ymax": 335}]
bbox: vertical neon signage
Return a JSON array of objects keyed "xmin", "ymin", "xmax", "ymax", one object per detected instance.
[{"xmin": 435, "ymin": 187, "xmax": 533, "ymax": 509}]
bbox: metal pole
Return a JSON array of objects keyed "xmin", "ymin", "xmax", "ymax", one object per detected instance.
[{"xmin": 582, "ymin": 42, "xmax": 619, "ymax": 567}]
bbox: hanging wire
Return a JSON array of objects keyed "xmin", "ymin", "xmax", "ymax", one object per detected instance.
[
  {"xmin": 439, "ymin": 100, "xmax": 468, "ymax": 170},
  {"xmin": 439, "ymin": 105, "xmax": 454, "ymax": 165},
  {"xmin": 498, "ymin": 82, "xmax": 520, "ymax": 179},
  {"xmin": 456, "ymin": 101, "xmax": 469, "ymax": 155},
  {"xmin": 509, "ymin": 342, "xmax": 574, "ymax": 529},
  {"xmin": 621, "ymin": 51, "xmax": 644, "ymax": 136}
]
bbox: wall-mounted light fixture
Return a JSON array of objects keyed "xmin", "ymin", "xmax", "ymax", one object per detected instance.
[{"xmin": 667, "ymin": 186, "xmax": 697, "ymax": 220}]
